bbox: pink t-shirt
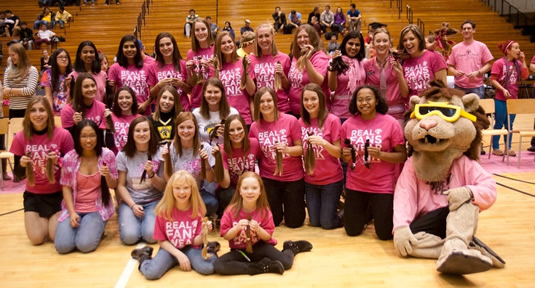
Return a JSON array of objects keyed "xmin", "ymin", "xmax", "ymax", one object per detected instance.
[
  {"xmin": 249, "ymin": 52, "xmax": 291, "ymax": 113},
  {"xmin": 221, "ymin": 138, "xmax": 260, "ymax": 188},
  {"xmin": 299, "ymin": 113, "xmax": 343, "ymax": 185},
  {"xmin": 491, "ymin": 57, "xmax": 522, "ymax": 101},
  {"xmin": 220, "ymin": 207, "xmax": 277, "ymax": 250},
  {"xmin": 60, "ymin": 101, "xmax": 107, "ymax": 129},
  {"xmin": 74, "ymin": 171, "xmax": 101, "ymax": 213},
  {"xmin": 447, "ymin": 40, "xmax": 494, "ymax": 89},
  {"xmin": 147, "ymin": 61, "xmax": 191, "ymax": 111},
  {"xmin": 153, "ymin": 207, "xmax": 202, "ymax": 249},
  {"xmin": 532, "ymin": 55, "xmax": 535, "ymax": 88},
  {"xmin": 288, "ymin": 51, "xmax": 329, "ymax": 115},
  {"xmin": 111, "ymin": 114, "xmax": 140, "ymax": 153},
  {"xmin": 187, "ymin": 47, "xmax": 215, "ymax": 109},
  {"xmin": 402, "ymin": 50, "xmax": 447, "ymax": 97},
  {"xmin": 393, "ymin": 156, "xmax": 497, "ymax": 231},
  {"xmin": 220, "ymin": 59, "xmax": 253, "ymax": 124},
  {"xmin": 10, "ymin": 127, "xmax": 74, "ymax": 194},
  {"xmin": 108, "ymin": 63, "xmax": 151, "ymax": 115},
  {"xmin": 331, "ymin": 56, "xmax": 366, "ymax": 119},
  {"xmin": 249, "ymin": 113, "xmax": 304, "ymax": 181},
  {"xmin": 69, "ymin": 71, "xmax": 108, "ymax": 103},
  {"xmin": 341, "ymin": 113, "xmax": 405, "ymax": 193},
  {"xmin": 364, "ymin": 57, "xmax": 405, "ymax": 111}
]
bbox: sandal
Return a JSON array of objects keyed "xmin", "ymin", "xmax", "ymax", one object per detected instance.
[{"xmin": 492, "ymin": 149, "xmax": 504, "ymax": 156}]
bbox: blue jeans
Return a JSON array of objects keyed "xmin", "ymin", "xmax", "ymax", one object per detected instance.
[
  {"xmin": 454, "ymin": 85, "xmax": 485, "ymax": 99},
  {"xmin": 305, "ymin": 180, "xmax": 343, "ymax": 229},
  {"xmin": 200, "ymin": 189, "xmax": 218, "ymax": 217},
  {"xmin": 119, "ymin": 201, "xmax": 157, "ymax": 245},
  {"xmin": 140, "ymin": 246, "xmax": 216, "ymax": 279},
  {"xmin": 55, "ymin": 212, "xmax": 107, "ymax": 254},
  {"xmin": 492, "ymin": 99, "xmax": 516, "ymax": 150}
]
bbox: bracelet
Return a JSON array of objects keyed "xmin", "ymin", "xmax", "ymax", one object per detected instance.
[
  {"xmin": 130, "ymin": 203, "xmax": 136, "ymax": 209},
  {"xmin": 148, "ymin": 172, "xmax": 155, "ymax": 178}
]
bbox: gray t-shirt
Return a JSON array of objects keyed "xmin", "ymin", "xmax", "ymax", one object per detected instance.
[
  {"xmin": 116, "ymin": 150, "xmax": 163, "ymax": 204},
  {"xmin": 169, "ymin": 141, "xmax": 215, "ymax": 190},
  {"xmin": 192, "ymin": 107, "xmax": 239, "ymax": 145}
]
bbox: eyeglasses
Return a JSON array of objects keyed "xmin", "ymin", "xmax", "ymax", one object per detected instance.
[
  {"xmin": 57, "ymin": 56, "xmax": 69, "ymax": 59},
  {"xmin": 410, "ymin": 102, "xmax": 476, "ymax": 122}
]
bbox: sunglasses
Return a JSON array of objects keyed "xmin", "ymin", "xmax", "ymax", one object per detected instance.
[{"xmin": 410, "ymin": 102, "xmax": 476, "ymax": 123}]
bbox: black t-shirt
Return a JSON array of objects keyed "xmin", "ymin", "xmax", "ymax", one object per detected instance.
[{"xmin": 7, "ymin": 15, "xmax": 19, "ymax": 30}]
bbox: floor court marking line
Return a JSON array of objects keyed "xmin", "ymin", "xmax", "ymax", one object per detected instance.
[{"xmin": 115, "ymin": 243, "xmax": 144, "ymax": 288}]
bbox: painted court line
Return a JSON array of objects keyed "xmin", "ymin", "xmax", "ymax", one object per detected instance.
[{"xmin": 115, "ymin": 243, "xmax": 144, "ymax": 288}]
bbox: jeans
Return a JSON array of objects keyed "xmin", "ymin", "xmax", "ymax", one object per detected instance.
[
  {"xmin": 262, "ymin": 177, "xmax": 305, "ymax": 228},
  {"xmin": 454, "ymin": 85, "xmax": 485, "ymax": 99},
  {"xmin": 492, "ymin": 99, "xmax": 516, "ymax": 150},
  {"xmin": 140, "ymin": 246, "xmax": 216, "ymax": 279},
  {"xmin": 305, "ymin": 180, "xmax": 343, "ymax": 229},
  {"xmin": 119, "ymin": 201, "xmax": 157, "ymax": 245},
  {"xmin": 55, "ymin": 212, "xmax": 107, "ymax": 254},
  {"xmin": 343, "ymin": 189, "xmax": 393, "ymax": 240},
  {"xmin": 200, "ymin": 189, "xmax": 218, "ymax": 216},
  {"xmin": 216, "ymin": 186, "xmax": 235, "ymax": 217},
  {"xmin": 34, "ymin": 20, "xmax": 54, "ymax": 29}
]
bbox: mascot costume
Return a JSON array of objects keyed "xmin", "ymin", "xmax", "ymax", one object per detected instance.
[{"xmin": 393, "ymin": 81, "xmax": 506, "ymax": 274}]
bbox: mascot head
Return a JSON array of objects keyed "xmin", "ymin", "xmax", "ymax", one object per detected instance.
[{"xmin": 404, "ymin": 81, "xmax": 489, "ymax": 182}]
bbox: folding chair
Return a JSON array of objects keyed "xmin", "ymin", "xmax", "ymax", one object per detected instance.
[
  {"xmin": 506, "ymin": 99, "xmax": 535, "ymax": 167},
  {"xmin": 479, "ymin": 99, "xmax": 508, "ymax": 160}
]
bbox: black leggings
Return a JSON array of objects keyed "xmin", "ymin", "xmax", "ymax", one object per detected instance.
[
  {"xmin": 343, "ymin": 189, "xmax": 393, "ymax": 240},
  {"xmin": 214, "ymin": 241, "xmax": 294, "ymax": 275},
  {"xmin": 262, "ymin": 177, "xmax": 305, "ymax": 228},
  {"xmin": 409, "ymin": 207, "xmax": 449, "ymax": 239}
]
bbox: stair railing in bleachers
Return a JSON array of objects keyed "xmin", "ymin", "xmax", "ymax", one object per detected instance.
[
  {"xmin": 133, "ymin": 0, "xmax": 153, "ymax": 39},
  {"xmin": 395, "ymin": 0, "xmax": 403, "ymax": 20},
  {"xmin": 406, "ymin": 5, "xmax": 413, "ymax": 24},
  {"xmin": 480, "ymin": 0, "xmax": 535, "ymax": 41},
  {"xmin": 417, "ymin": 18, "xmax": 425, "ymax": 34}
]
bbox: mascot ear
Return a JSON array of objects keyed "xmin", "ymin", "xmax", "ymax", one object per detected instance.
[
  {"xmin": 409, "ymin": 95, "xmax": 422, "ymax": 111},
  {"xmin": 461, "ymin": 93, "xmax": 480, "ymax": 113}
]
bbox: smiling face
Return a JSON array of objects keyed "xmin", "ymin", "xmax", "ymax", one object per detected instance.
[
  {"xmin": 220, "ymin": 35, "xmax": 235, "ymax": 56},
  {"xmin": 8, "ymin": 48, "xmax": 19, "ymax": 65},
  {"xmin": 159, "ymin": 37, "xmax": 174, "ymax": 59},
  {"xmin": 257, "ymin": 26, "xmax": 273, "ymax": 53},
  {"xmin": 173, "ymin": 180, "xmax": 192, "ymax": 208},
  {"xmin": 239, "ymin": 176, "xmax": 261, "ymax": 206},
  {"xmin": 228, "ymin": 119, "xmax": 245, "ymax": 145},
  {"xmin": 356, "ymin": 88, "xmax": 377, "ymax": 119},
  {"xmin": 345, "ymin": 37, "xmax": 361, "ymax": 58},
  {"xmin": 297, "ymin": 29, "xmax": 310, "ymax": 49},
  {"xmin": 194, "ymin": 22, "xmax": 209, "ymax": 43},
  {"xmin": 204, "ymin": 84, "xmax": 222, "ymax": 109},
  {"xmin": 259, "ymin": 92, "xmax": 275, "ymax": 118},
  {"xmin": 117, "ymin": 90, "xmax": 133, "ymax": 113},
  {"xmin": 461, "ymin": 23, "xmax": 475, "ymax": 41},
  {"xmin": 133, "ymin": 120, "xmax": 151, "ymax": 145},
  {"xmin": 403, "ymin": 31, "xmax": 421, "ymax": 57},
  {"xmin": 177, "ymin": 119, "xmax": 196, "ymax": 143},
  {"xmin": 373, "ymin": 32, "xmax": 391, "ymax": 56},
  {"xmin": 80, "ymin": 126, "xmax": 98, "ymax": 152},
  {"xmin": 122, "ymin": 41, "xmax": 137, "ymax": 59},
  {"xmin": 81, "ymin": 78, "xmax": 97, "ymax": 100},
  {"xmin": 29, "ymin": 102, "xmax": 49, "ymax": 130},
  {"xmin": 159, "ymin": 91, "xmax": 175, "ymax": 113},
  {"xmin": 302, "ymin": 90, "xmax": 320, "ymax": 118},
  {"xmin": 81, "ymin": 45, "xmax": 95, "ymax": 65}
]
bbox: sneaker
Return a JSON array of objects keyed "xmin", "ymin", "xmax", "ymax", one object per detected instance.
[
  {"xmin": 491, "ymin": 149, "xmax": 504, "ymax": 156},
  {"xmin": 527, "ymin": 146, "xmax": 535, "ymax": 152},
  {"xmin": 507, "ymin": 150, "xmax": 516, "ymax": 157}
]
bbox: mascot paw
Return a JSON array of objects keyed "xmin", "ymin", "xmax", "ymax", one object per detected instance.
[
  {"xmin": 437, "ymin": 250, "xmax": 492, "ymax": 274},
  {"xmin": 469, "ymin": 236, "xmax": 506, "ymax": 268},
  {"xmin": 444, "ymin": 187, "xmax": 473, "ymax": 211}
]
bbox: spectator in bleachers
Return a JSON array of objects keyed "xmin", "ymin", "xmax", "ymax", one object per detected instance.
[
  {"xmin": 447, "ymin": 19, "xmax": 494, "ymax": 99},
  {"xmin": 347, "ymin": 3, "xmax": 361, "ymax": 33},
  {"xmin": 240, "ymin": 19, "xmax": 254, "ymax": 36},
  {"xmin": 284, "ymin": 10, "xmax": 301, "ymax": 34},
  {"xmin": 0, "ymin": 11, "xmax": 7, "ymax": 37},
  {"xmin": 70, "ymin": 41, "xmax": 107, "ymax": 103},
  {"xmin": 288, "ymin": 25, "xmax": 329, "ymax": 116},
  {"xmin": 272, "ymin": 6, "xmax": 286, "ymax": 33},
  {"xmin": 184, "ymin": 9, "xmax": 199, "ymax": 38},
  {"xmin": 222, "ymin": 21, "xmax": 235, "ymax": 40},
  {"xmin": 18, "ymin": 21, "xmax": 34, "ymax": 50},
  {"xmin": 309, "ymin": 16, "xmax": 322, "ymax": 37},
  {"xmin": 83, "ymin": 0, "xmax": 95, "ymax": 6},
  {"xmin": 206, "ymin": 16, "xmax": 219, "ymax": 35},
  {"xmin": 104, "ymin": 0, "xmax": 121, "ymax": 5},
  {"xmin": 186, "ymin": 18, "xmax": 216, "ymax": 109},
  {"xmin": 42, "ymin": 48, "xmax": 72, "ymax": 114},
  {"xmin": 55, "ymin": 6, "xmax": 72, "ymax": 29},
  {"xmin": 34, "ymin": 7, "xmax": 55, "ymax": 29},
  {"xmin": 4, "ymin": 10, "xmax": 21, "ymax": 37},
  {"xmin": 40, "ymin": 49, "xmax": 51, "ymax": 74},
  {"xmin": 250, "ymin": 23, "xmax": 292, "ymax": 113},
  {"xmin": 320, "ymin": 5, "xmax": 334, "ymax": 35},
  {"xmin": 307, "ymin": 7, "xmax": 320, "ymax": 26},
  {"xmin": 333, "ymin": 7, "xmax": 346, "ymax": 35},
  {"xmin": 326, "ymin": 34, "xmax": 339, "ymax": 55},
  {"xmin": 34, "ymin": 23, "xmax": 56, "ymax": 50},
  {"xmin": 108, "ymin": 35, "xmax": 152, "ymax": 115},
  {"xmin": 236, "ymin": 31, "xmax": 255, "ymax": 57}
]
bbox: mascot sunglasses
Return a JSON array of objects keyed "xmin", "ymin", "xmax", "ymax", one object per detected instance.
[{"xmin": 410, "ymin": 102, "xmax": 477, "ymax": 122}]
